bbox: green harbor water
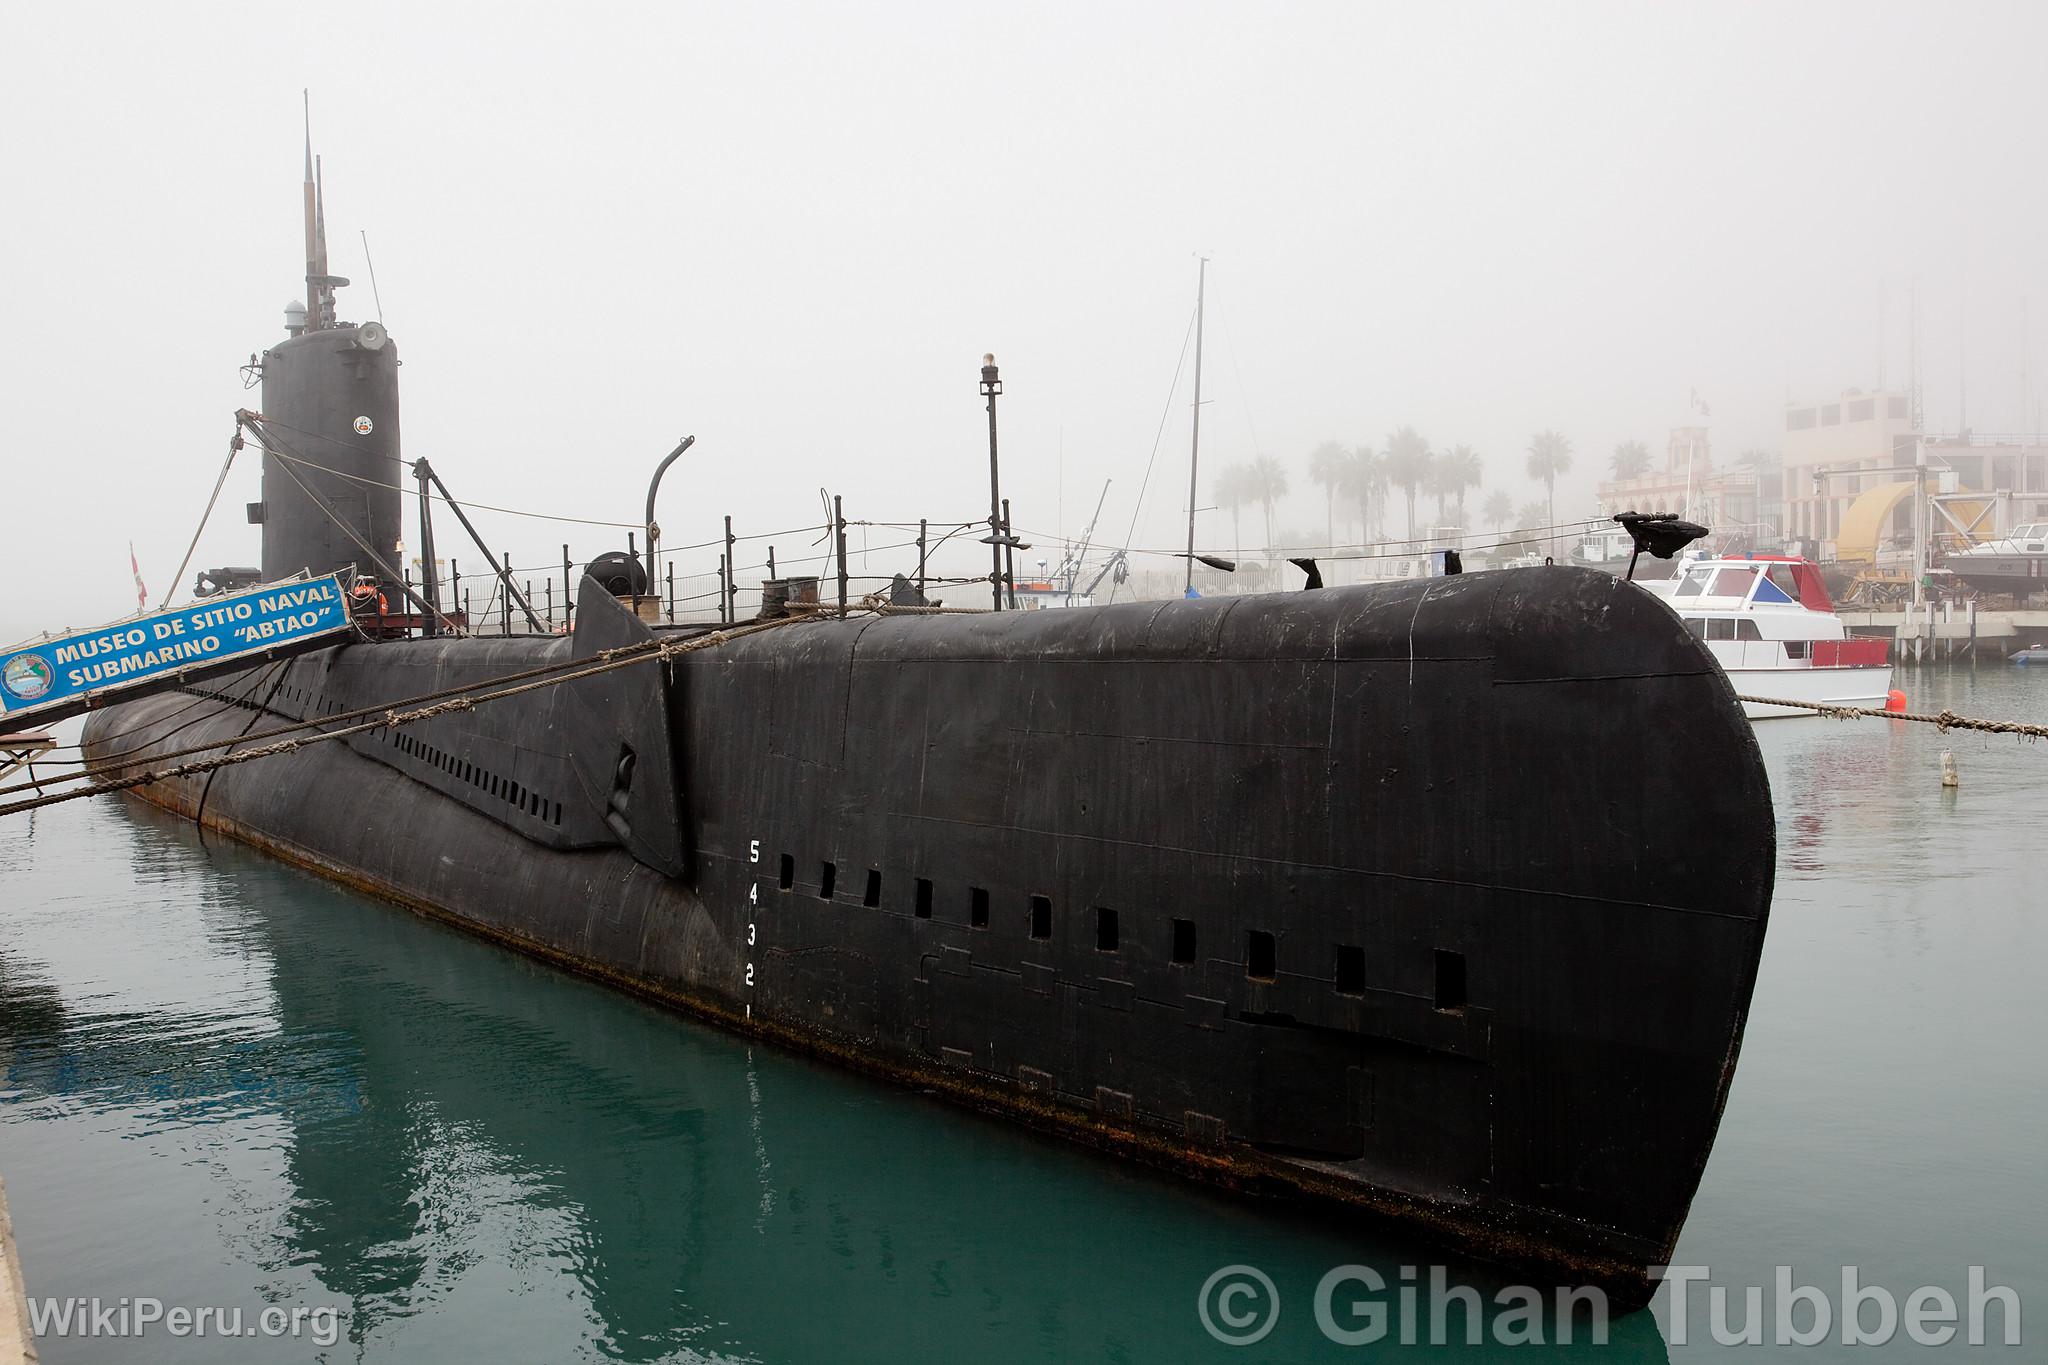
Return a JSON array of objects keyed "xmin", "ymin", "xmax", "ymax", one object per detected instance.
[{"xmin": 2, "ymin": 668, "xmax": 2043, "ymax": 1361}]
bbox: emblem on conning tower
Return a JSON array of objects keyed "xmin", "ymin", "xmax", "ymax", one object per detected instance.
[
  {"xmin": 353, "ymin": 415, "xmax": 374, "ymax": 435},
  {"xmin": 3, "ymin": 653, "xmax": 55, "ymax": 701}
]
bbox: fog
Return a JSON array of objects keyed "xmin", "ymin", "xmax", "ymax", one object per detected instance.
[{"xmin": 5, "ymin": 0, "xmax": 2044, "ymax": 640}]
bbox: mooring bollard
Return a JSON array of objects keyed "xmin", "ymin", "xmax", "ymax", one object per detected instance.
[{"xmin": 1940, "ymin": 751, "xmax": 1959, "ymax": 789}]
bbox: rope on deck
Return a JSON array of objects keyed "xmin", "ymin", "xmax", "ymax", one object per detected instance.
[{"xmin": 1736, "ymin": 695, "xmax": 2048, "ymax": 739}]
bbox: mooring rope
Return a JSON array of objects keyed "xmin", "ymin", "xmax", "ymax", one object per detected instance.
[
  {"xmin": 787, "ymin": 598, "xmax": 997, "ymax": 617},
  {"xmin": 1736, "ymin": 695, "xmax": 2048, "ymax": 739},
  {"xmin": 0, "ymin": 640, "xmax": 657, "ymax": 801},
  {"xmin": 0, "ymin": 596, "xmax": 988, "ymax": 805},
  {"xmin": 15, "ymin": 618, "xmax": 2041, "ymax": 821},
  {"xmin": 0, "ymin": 617, "xmax": 809, "ymax": 819}
]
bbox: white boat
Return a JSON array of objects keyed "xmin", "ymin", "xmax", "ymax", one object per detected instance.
[
  {"xmin": 1569, "ymin": 525, "xmax": 1635, "ymax": 573},
  {"xmin": 1945, "ymin": 522, "xmax": 2048, "ymax": 595},
  {"xmin": 1637, "ymin": 555, "xmax": 1894, "ymax": 719}
]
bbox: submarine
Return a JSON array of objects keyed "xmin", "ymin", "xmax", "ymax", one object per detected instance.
[{"xmin": 77, "ymin": 151, "xmax": 1776, "ymax": 1304}]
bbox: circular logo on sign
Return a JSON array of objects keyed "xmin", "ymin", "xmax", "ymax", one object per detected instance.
[
  {"xmin": 3, "ymin": 653, "xmax": 55, "ymax": 702},
  {"xmin": 353, "ymin": 415, "xmax": 374, "ymax": 435}
]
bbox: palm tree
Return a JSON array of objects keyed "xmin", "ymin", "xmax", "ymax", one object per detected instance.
[
  {"xmin": 1383, "ymin": 426, "xmax": 1433, "ymax": 541},
  {"xmin": 1344, "ymin": 446, "xmax": 1387, "ymax": 543},
  {"xmin": 1308, "ymin": 441, "xmax": 1349, "ymax": 549},
  {"xmin": 1525, "ymin": 429, "xmax": 1574, "ymax": 557},
  {"xmin": 1609, "ymin": 439, "xmax": 1652, "ymax": 481},
  {"xmin": 1214, "ymin": 464, "xmax": 1251, "ymax": 557},
  {"xmin": 1482, "ymin": 489, "xmax": 1513, "ymax": 532},
  {"xmin": 1439, "ymin": 444, "xmax": 1483, "ymax": 523},
  {"xmin": 1515, "ymin": 500, "xmax": 1549, "ymax": 551},
  {"xmin": 1428, "ymin": 462, "xmax": 1453, "ymax": 522},
  {"xmin": 1248, "ymin": 454, "xmax": 1289, "ymax": 553}
]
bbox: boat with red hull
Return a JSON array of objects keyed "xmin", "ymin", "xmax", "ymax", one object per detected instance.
[{"xmin": 1641, "ymin": 554, "xmax": 1893, "ymax": 719}]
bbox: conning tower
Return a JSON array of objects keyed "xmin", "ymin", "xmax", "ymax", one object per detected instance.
[{"xmin": 253, "ymin": 110, "xmax": 401, "ymax": 583}]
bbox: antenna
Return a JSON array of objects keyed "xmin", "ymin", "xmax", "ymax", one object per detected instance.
[
  {"xmin": 360, "ymin": 229, "xmax": 386, "ymax": 325},
  {"xmin": 295, "ymin": 96, "xmax": 351, "ymax": 332},
  {"xmin": 1877, "ymin": 278, "xmax": 1887, "ymax": 392},
  {"xmin": 1183, "ymin": 255, "xmax": 1209, "ymax": 595},
  {"xmin": 303, "ymin": 91, "xmax": 318, "ymax": 330},
  {"xmin": 315, "ymin": 154, "xmax": 332, "ymax": 327},
  {"xmin": 1909, "ymin": 277, "xmax": 1923, "ymax": 433}
]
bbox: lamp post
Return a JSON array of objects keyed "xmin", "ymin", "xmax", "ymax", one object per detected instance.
[{"xmin": 981, "ymin": 353, "xmax": 1007, "ymax": 610}]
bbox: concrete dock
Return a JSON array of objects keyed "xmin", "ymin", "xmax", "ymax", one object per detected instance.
[
  {"xmin": 0, "ymin": 1178, "xmax": 33, "ymax": 1364},
  {"xmin": 1840, "ymin": 606, "xmax": 2048, "ymax": 663}
]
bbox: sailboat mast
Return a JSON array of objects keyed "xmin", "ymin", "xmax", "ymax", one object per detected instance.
[{"xmin": 1183, "ymin": 256, "xmax": 1209, "ymax": 594}]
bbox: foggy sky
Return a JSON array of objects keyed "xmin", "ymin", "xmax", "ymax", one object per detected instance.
[{"xmin": 6, "ymin": 0, "xmax": 2046, "ymax": 640}]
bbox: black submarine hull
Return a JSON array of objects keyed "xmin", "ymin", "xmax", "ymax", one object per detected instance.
[{"xmin": 82, "ymin": 566, "xmax": 1774, "ymax": 1302}]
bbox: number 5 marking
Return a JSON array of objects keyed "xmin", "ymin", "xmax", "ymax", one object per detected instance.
[{"xmin": 749, "ymin": 839, "xmax": 760, "ymax": 863}]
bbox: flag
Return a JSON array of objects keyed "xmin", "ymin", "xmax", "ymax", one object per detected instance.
[{"xmin": 130, "ymin": 541, "xmax": 148, "ymax": 612}]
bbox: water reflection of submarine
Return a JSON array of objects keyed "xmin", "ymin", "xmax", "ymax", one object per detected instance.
[{"xmin": 240, "ymin": 858, "xmax": 1673, "ymax": 1362}]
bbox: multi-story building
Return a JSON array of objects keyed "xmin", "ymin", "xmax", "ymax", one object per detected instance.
[
  {"xmin": 1781, "ymin": 385, "xmax": 2048, "ymax": 558},
  {"xmin": 1780, "ymin": 388, "xmax": 1917, "ymax": 551},
  {"xmin": 1595, "ymin": 426, "xmax": 1761, "ymax": 545}
]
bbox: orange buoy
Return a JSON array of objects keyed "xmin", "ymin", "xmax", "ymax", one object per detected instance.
[{"xmin": 1885, "ymin": 689, "xmax": 1908, "ymax": 713}]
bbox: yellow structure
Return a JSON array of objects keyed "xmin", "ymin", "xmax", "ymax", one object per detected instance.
[
  {"xmin": 1834, "ymin": 481, "xmax": 1919, "ymax": 563},
  {"xmin": 1834, "ymin": 479, "xmax": 1995, "ymax": 564}
]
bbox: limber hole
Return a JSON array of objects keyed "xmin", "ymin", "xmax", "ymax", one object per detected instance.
[
  {"xmin": 864, "ymin": 869, "xmax": 883, "ymax": 908},
  {"xmin": 970, "ymin": 887, "xmax": 990, "ymax": 929},
  {"xmin": 778, "ymin": 854, "xmax": 794, "ymax": 892},
  {"xmin": 914, "ymin": 878, "xmax": 933, "ymax": 919},
  {"xmin": 818, "ymin": 862, "xmax": 836, "ymax": 901},
  {"xmin": 1335, "ymin": 945, "xmax": 1366, "ymax": 996},
  {"xmin": 1095, "ymin": 906, "xmax": 1118, "ymax": 952},
  {"xmin": 1029, "ymin": 895, "xmax": 1052, "ymax": 940},
  {"xmin": 1434, "ymin": 949, "xmax": 1468, "ymax": 1012},
  {"xmin": 1171, "ymin": 918, "xmax": 1196, "ymax": 966},
  {"xmin": 1246, "ymin": 930, "xmax": 1276, "ymax": 981}
]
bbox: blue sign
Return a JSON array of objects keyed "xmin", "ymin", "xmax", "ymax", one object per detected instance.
[{"xmin": 0, "ymin": 574, "xmax": 354, "ymax": 722}]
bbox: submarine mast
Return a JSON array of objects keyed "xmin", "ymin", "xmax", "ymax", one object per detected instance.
[{"xmin": 253, "ymin": 100, "xmax": 402, "ymax": 586}]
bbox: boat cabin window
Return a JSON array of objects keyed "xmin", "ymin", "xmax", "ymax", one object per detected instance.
[
  {"xmin": 1708, "ymin": 567, "xmax": 1759, "ymax": 598},
  {"xmin": 1675, "ymin": 568, "xmax": 1710, "ymax": 597},
  {"xmin": 1737, "ymin": 619, "xmax": 1762, "ymax": 641},
  {"xmin": 1684, "ymin": 617, "xmax": 1707, "ymax": 638},
  {"xmin": 1756, "ymin": 566, "xmax": 1800, "ymax": 604},
  {"xmin": 1706, "ymin": 618, "xmax": 1736, "ymax": 640}
]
